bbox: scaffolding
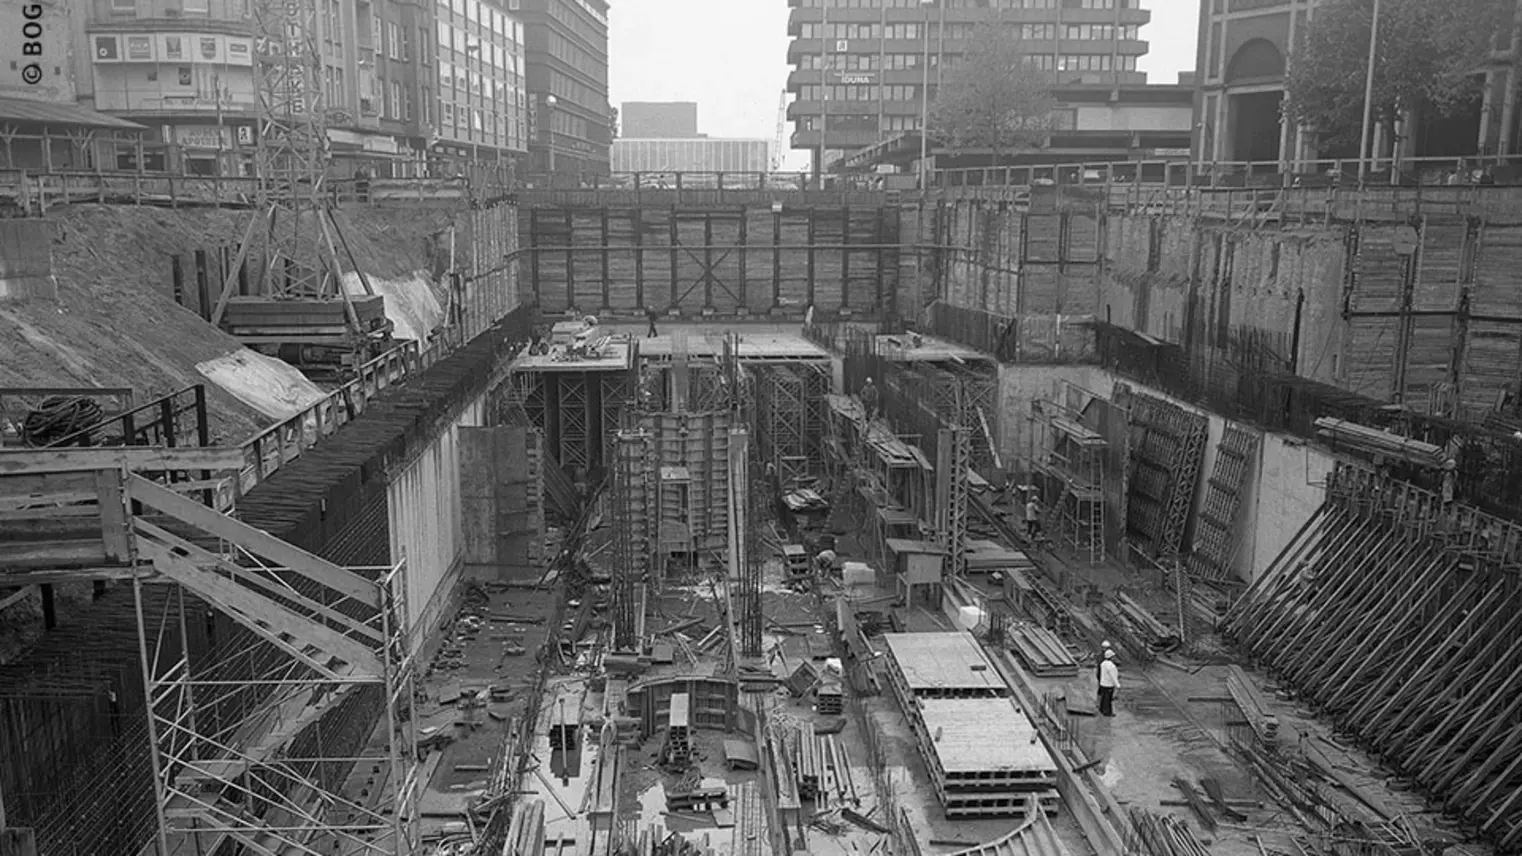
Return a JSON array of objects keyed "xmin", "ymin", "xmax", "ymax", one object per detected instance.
[
  {"xmin": 1035, "ymin": 401, "xmax": 1109, "ymax": 564},
  {"xmin": 0, "ymin": 451, "xmax": 420, "ymax": 856}
]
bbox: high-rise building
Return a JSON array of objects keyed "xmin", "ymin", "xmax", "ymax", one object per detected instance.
[
  {"xmin": 621, "ymin": 101, "xmax": 699, "ymax": 138},
  {"xmin": 428, "ymin": 0, "xmax": 530, "ymax": 175},
  {"xmin": 520, "ymin": 0, "xmax": 612, "ymax": 182},
  {"xmin": 785, "ymin": 0, "xmax": 1151, "ymax": 165}
]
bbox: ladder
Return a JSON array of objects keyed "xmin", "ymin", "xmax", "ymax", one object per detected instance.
[
  {"xmin": 1188, "ymin": 426, "xmax": 1260, "ymax": 580},
  {"xmin": 1160, "ymin": 406, "xmax": 1207, "ymax": 557}
]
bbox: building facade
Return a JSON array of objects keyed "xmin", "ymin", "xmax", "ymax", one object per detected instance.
[
  {"xmin": 621, "ymin": 101, "xmax": 699, "ymax": 138},
  {"xmin": 1196, "ymin": 0, "xmax": 1519, "ymax": 169},
  {"xmin": 428, "ymin": 0, "xmax": 530, "ymax": 177},
  {"xmin": 785, "ymin": 0, "xmax": 1152, "ymax": 164},
  {"xmin": 611, "ymin": 138, "xmax": 771, "ymax": 173},
  {"xmin": 76, "ymin": 0, "xmax": 257, "ymax": 174},
  {"xmin": 520, "ymin": 0, "xmax": 612, "ymax": 183}
]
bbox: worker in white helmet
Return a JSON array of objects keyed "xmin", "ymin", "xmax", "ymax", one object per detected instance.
[{"xmin": 1098, "ymin": 650, "xmax": 1120, "ymax": 717}]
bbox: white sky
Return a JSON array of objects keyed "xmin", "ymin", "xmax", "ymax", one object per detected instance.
[{"xmin": 607, "ymin": 0, "xmax": 1201, "ymax": 170}]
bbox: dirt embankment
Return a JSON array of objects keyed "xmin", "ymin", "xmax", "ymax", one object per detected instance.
[{"xmin": 0, "ymin": 204, "xmax": 460, "ymax": 443}]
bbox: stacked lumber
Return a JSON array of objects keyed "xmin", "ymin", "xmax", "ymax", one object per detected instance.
[
  {"xmin": 1128, "ymin": 808, "xmax": 1211, "ymax": 856},
  {"xmin": 1225, "ymin": 666, "xmax": 1279, "ymax": 743},
  {"xmin": 1007, "ymin": 624, "xmax": 1080, "ymax": 677},
  {"xmin": 1096, "ymin": 593, "xmax": 1180, "ymax": 663}
]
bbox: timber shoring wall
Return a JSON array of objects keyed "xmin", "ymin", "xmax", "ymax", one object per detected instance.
[
  {"xmin": 521, "ymin": 204, "xmax": 902, "ymax": 317},
  {"xmin": 0, "ymin": 309, "xmax": 532, "ymax": 855}
]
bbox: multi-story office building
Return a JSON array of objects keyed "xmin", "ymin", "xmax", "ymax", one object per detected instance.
[
  {"xmin": 612, "ymin": 138, "xmax": 771, "ymax": 173},
  {"xmin": 78, "ymin": 0, "xmax": 258, "ymax": 174},
  {"xmin": 785, "ymin": 0, "xmax": 1151, "ymax": 165},
  {"xmin": 519, "ymin": 0, "xmax": 612, "ymax": 182},
  {"xmin": 621, "ymin": 101, "xmax": 699, "ymax": 138},
  {"xmin": 428, "ymin": 0, "xmax": 529, "ymax": 174}
]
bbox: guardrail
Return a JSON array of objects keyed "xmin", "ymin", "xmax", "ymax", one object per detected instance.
[
  {"xmin": 0, "ymin": 170, "xmax": 507, "ymax": 214},
  {"xmin": 238, "ymin": 338, "xmax": 443, "ymax": 495},
  {"xmin": 927, "ymin": 153, "xmax": 1522, "ymax": 191}
]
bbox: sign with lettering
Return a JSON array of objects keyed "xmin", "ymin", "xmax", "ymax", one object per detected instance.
[
  {"xmin": 174, "ymin": 125, "xmax": 231, "ymax": 150},
  {"xmin": 833, "ymin": 73, "xmax": 876, "ymax": 84}
]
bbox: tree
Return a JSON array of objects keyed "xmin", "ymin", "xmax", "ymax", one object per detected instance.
[
  {"xmin": 1284, "ymin": 0, "xmax": 1511, "ymax": 153},
  {"xmin": 928, "ymin": 22, "xmax": 1057, "ymax": 164}
]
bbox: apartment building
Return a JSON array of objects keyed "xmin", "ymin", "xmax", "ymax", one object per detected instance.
[
  {"xmin": 785, "ymin": 0, "xmax": 1151, "ymax": 164},
  {"xmin": 519, "ymin": 0, "xmax": 612, "ymax": 183},
  {"xmin": 611, "ymin": 138, "xmax": 772, "ymax": 173}
]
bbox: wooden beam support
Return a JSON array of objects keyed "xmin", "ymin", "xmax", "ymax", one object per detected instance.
[
  {"xmin": 0, "ymin": 447, "xmax": 245, "ymax": 476},
  {"xmin": 126, "ymin": 475, "xmax": 380, "ymax": 607}
]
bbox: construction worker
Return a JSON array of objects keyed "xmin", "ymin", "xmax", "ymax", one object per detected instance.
[
  {"xmin": 815, "ymin": 547, "xmax": 837, "ymax": 574},
  {"xmin": 1025, "ymin": 493, "xmax": 1043, "ymax": 541},
  {"xmin": 645, "ymin": 305, "xmax": 660, "ymax": 338},
  {"xmin": 859, "ymin": 377, "xmax": 880, "ymax": 421},
  {"xmin": 1098, "ymin": 649, "xmax": 1119, "ymax": 717}
]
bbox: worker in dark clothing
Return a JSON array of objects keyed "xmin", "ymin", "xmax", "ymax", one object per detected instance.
[
  {"xmin": 859, "ymin": 377, "xmax": 880, "ymax": 421},
  {"xmin": 1025, "ymin": 495, "xmax": 1043, "ymax": 540},
  {"xmin": 646, "ymin": 306, "xmax": 660, "ymax": 338},
  {"xmin": 1098, "ymin": 650, "xmax": 1119, "ymax": 716}
]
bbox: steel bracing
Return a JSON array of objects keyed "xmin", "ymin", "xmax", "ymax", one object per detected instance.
[
  {"xmin": 1187, "ymin": 425, "xmax": 1258, "ymax": 580},
  {"xmin": 726, "ymin": 425, "xmax": 762, "ymax": 659},
  {"xmin": 937, "ymin": 418, "xmax": 971, "ymax": 579},
  {"xmin": 1226, "ymin": 463, "xmax": 1522, "ymax": 852},
  {"xmin": 118, "ymin": 474, "xmax": 419, "ymax": 856},
  {"xmin": 210, "ymin": 0, "xmax": 382, "ymax": 359}
]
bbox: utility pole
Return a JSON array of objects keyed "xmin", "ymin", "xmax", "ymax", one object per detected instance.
[
  {"xmin": 1357, "ymin": 0, "xmax": 1382, "ymax": 188},
  {"xmin": 819, "ymin": 0, "xmax": 830, "ymax": 190},
  {"xmin": 919, "ymin": 0, "xmax": 933, "ymax": 189}
]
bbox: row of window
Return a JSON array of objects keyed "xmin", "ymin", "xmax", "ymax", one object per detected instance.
[
  {"xmin": 797, "ymin": 109, "xmax": 1081, "ymax": 131},
  {"xmin": 436, "ymin": 22, "xmax": 523, "ymax": 72},
  {"xmin": 798, "ymin": 53, "xmax": 939, "ymax": 70},
  {"xmin": 438, "ymin": 61, "xmax": 525, "ymax": 102},
  {"xmin": 437, "ymin": 0, "xmax": 518, "ymax": 40},
  {"xmin": 544, "ymin": 0, "xmax": 609, "ymax": 55},
  {"xmin": 796, "ymin": 51, "xmax": 1136, "ymax": 82},
  {"xmin": 547, "ymin": 30, "xmax": 609, "ymax": 80},
  {"xmin": 800, "ymin": 21, "xmax": 1139, "ymax": 40}
]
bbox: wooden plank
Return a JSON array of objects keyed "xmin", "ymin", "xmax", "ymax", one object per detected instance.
[
  {"xmin": 126, "ymin": 475, "xmax": 381, "ymax": 607},
  {"xmin": 0, "ymin": 539, "xmax": 109, "ymax": 570},
  {"xmin": 0, "ymin": 447, "xmax": 245, "ymax": 475},
  {"xmin": 97, "ymin": 468, "xmax": 131, "ymax": 563},
  {"xmin": 0, "ymin": 470, "xmax": 98, "ymax": 501}
]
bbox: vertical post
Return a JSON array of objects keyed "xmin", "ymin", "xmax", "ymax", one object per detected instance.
[
  {"xmin": 134, "ymin": 576, "xmax": 174, "ymax": 856},
  {"xmin": 819, "ymin": 0, "xmax": 830, "ymax": 190},
  {"xmin": 920, "ymin": 0, "xmax": 932, "ymax": 189},
  {"xmin": 171, "ymin": 254, "xmax": 186, "ymax": 308},
  {"xmin": 1357, "ymin": 0, "xmax": 1382, "ymax": 188},
  {"xmin": 194, "ymin": 249, "xmax": 211, "ymax": 321}
]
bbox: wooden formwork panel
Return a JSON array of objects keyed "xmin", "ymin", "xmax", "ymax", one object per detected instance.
[
  {"xmin": 523, "ymin": 205, "xmax": 898, "ymax": 317},
  {"xmin": 1415, "ymin": 219, "xmax": 1465, "ymax": 312},
  {"xmin": 1472, "ymin": 224, "xmax": 1522, "ymax": 317},
  {"xmin": 1350, "ymin": 225, "xmax": 1410, "ymax": 313},
  {"xmin": 1401, "ymin": 315, "xmax": 1458, "ymax": 406},
  {"xmin": 625, "ymin": 676, "xmax": 739, "ymax": 737},
  {"xmin": 1342, "ymin": 318, "xmax": 1398, "ymax": 401},
  {"xmin": 1460, "ymin": 321, "xmax": 1522, "ymax": 413}
]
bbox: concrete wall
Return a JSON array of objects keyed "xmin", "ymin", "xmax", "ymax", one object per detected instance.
[
  {"xmin": 387, "ymin": 392, "xmax": 488, "ymax": 649},
  {"xmin": 996, "ymin": 362, "xmax": 1335, "ymax": 582}
]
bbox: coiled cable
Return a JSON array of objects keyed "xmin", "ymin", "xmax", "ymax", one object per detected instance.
[{"xmin": 21, "ymin": 396, "xmax": 104, "ymax": 447}]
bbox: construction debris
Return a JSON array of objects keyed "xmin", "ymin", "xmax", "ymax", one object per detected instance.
[{"xmin": 1006, "ymin": 623, "xmax": 1081, "ymax": 677}]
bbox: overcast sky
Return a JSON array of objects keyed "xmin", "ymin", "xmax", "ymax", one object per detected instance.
[{"xmin": 607, "ymin": 0, "xmax": 1201, "ymax": 168}]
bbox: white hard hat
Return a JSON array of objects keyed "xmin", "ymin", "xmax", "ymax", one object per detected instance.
[
  {"xmin": 1104, "ymin": 650, "xmax": 1115, "ymax": 660},
  {"xmin": 1101, "ymin": 640, "xmax": 1112, "ymax": 649}
]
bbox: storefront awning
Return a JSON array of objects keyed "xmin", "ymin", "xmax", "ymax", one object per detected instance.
[{"xmin": 0, "ymin": 97, "xmax": 144, "ymax": 131}]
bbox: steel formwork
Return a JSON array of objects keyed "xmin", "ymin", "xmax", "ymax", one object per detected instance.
[
  {"xmin": 612, "ymin": 429, "xmax": 653, "ymax": 649},
  {"xmin": 510, "ymin": 369, "xmax": 631, "ymax": 477},
  {"xmin": 756, "ymin": 365, "xmax": 810, "ymax": 486},
  {"xmin": 1035, "ymin": 398, "xmax": 1109, "ymax": 565}
]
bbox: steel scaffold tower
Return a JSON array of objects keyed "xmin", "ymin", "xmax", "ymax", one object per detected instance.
[
  {"xmin": 123, "ymin": 477, "xmax": 420, "ymax": 856},
  {"xmin": 211, "ymin": 0, "xmax": 383, "ymax": 362},
  {"xmin": 936, "ymin": 386, "xmax": 971, "ymax": 578},
  {"xmin": 726, "ymin": 425, "xmax": 762, "ymax": 659}
]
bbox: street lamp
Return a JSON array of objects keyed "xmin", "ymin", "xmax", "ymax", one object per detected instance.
[
  {"xmin": 1356, "ymin": 0, "xmax": 1381, "ymax": 188},
  {"xmin": 920, "ymin": 0, "xmax": 934, "ymax": 189},
  {"xmin": 544, "ymin": 94, "xmax": 558, "ymax": 178}
]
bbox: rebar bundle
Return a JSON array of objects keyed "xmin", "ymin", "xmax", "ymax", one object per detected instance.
[{"xmin": 1128, "ymin": 808, "xmax": 1212, "ymax": 856}]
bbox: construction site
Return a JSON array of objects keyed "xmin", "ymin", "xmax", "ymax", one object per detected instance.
[{"xmin": 8, "ymin": 0, "xmax": 1522, "ymax": 854}]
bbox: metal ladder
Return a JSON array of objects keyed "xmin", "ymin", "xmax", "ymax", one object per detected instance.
[{"xmin": 1188, "ymin": 425, "xmax": 1260, "ymax": 580}]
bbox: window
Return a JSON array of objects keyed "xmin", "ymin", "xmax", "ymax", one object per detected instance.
[
  {"xmin": 183, "ymin": 0, "xmax": 208, "ymax": 12},
  {"xmin": 111, "ymin": 0, "xmax": 135, "ymax": 12},
  {"xmin": 391, "ymin": 80, "xmax": 402, "ymax": 118}
]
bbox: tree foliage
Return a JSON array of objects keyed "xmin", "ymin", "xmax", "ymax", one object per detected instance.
[
  {"xmin": 1284, "ymin": 0, "xmax": 1510, "ymax": 150},
  {"xmin": 928, "ymin": 22, "xmax": 1057, "ymax": 160}
]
